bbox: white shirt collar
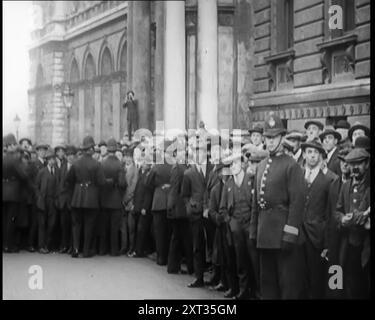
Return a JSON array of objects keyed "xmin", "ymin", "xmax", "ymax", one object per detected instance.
[{"xmin": 305, "ymin": 165, "xmax": 320, "ymax": 183}]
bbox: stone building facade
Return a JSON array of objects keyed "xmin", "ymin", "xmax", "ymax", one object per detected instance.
[{"xmin": 28, "ymin": 0, "xmax": 370, "ymax": 146}]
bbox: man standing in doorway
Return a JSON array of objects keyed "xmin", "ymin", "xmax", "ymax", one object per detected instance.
[{"xmin": 122, "ymin": 90, "xmax": 139, "ymax": 141}]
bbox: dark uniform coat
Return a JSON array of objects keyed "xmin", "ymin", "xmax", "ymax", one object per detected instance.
[
  {"xmin": 250, "ymin": 153, "xmax": 306, "ymax": 248},
  {"xmin": 147, "ymin": 163, "xmax": 172, "ymax": 212},
  {"xmin": 65, "ymin": 154, "xmax": 106, "ymax": 209},
  {"xmin": 327, "ymin": 147, "xmax": 341, "ymax": 177},
  {"xmin": 100, "ymin": 155, "xmax": 127, "ymax": 209}
]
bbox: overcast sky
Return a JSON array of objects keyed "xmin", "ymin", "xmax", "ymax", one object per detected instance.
[{"xmin": 3, "ymin": 1, "xmax": 33, "ymax": 138}]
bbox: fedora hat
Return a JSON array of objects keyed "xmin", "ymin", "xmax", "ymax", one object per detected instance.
[
  {"xmin": 319, "ymin": 128, "xmax": 342, "ymax": 142},
  {"xmin": 334, "ymin": 120, "xmax": 351, "ymax": 130},
  {"xmin": 19, "ymin": 137, "xmax": 32, "ymax": 146},
  {"xmin": 304, "ymin": 120, "xmax": 324, "ymax": 131},
  {"xmin": 301, "ymin": 138, "xmax": 326, "ymax": 155},
  {"xmin": 348, "ymin": 122, "xmax": 370, "ymax": 141}
]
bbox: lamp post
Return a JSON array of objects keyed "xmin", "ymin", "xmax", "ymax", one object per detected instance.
[
  {"xmin": 62, "ymin": 84, "xmax": 74, "ymax": 143},
  {"xmin": 14, "ymin": 114, "xmax": 21, "ymax": 141}
]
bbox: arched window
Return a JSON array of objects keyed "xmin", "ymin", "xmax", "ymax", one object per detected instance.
[
  {"xmin": 70, "ymin": 58, "xmax": 79, "ymax": 83},
  {"xmin": 119, "ymin": 41, "xmax": 127, "ymax": 72},
  {"xmin": 84, "ymin": 53, "xmax": 95, "ymax": 80},
  {"xmin": 101, "ymin": 47, "xmax": 113, "ymax": 76}
]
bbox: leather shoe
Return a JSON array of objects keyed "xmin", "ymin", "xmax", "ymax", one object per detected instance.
[
  {"xmin": 59, "ymin": 247, "xmax": 68, "ymax": 254},
  {"xmin": 224, "ymin": 289, "xmax": 237, "ymax": 298},
  {"xmin": 187, "ymin": 279, "xmax": 204, "ymax": 288},
  {"xmin": 234, "ymin": 291, "xmax": 250, "ymax": 300},
  {"xmin": 71, "ymin": 249, "xmax": 79, "ymax": 258},
  {"xmin": 39, "ymin": 247, "xmax": 49, "ymax": 254},
  {"xmin": 27, "ymin": 246, "xmax": 36, "ymax": 253}
]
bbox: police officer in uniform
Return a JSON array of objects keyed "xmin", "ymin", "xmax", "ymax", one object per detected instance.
[
  {"xmin": 250, "ymin": 112, "xmax": 307, "ymax": 299},
  {"xmin": 3, "ymin": 134, "xmax": 29, "ymax": 252},
  {"xmin": 100, "ymin": 138, "xmax": 127, "ymax": 256},
  {"xmin": 65, "ymin": 136, "xmax": 106, "ymax": 258}
]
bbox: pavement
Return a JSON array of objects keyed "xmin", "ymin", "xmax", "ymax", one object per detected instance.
[{"xmin": 2, "ymin": 252, "xmax": 225, "ymax": 300}]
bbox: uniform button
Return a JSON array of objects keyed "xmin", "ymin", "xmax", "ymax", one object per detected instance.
[
  {"xmin": 259, "ymin": 190, "xmax": 264, "ymax": 195},
  {"xmin": 264, "ymin": 170, "xmax": 268, "ymax": 175},
  {"xmin": 266, "ymin": 164, "xmax": 270, "ymax": 169},
  {"xmin": 353, "ymin": 199, "xmax": 357, "ymax": 203},
  {"xmin": 353, "ymin": 188, "xmax": 357, "ymax": 193},
  {"xmin": 268, "ymin": 158, "xmax": 272, "ymax": 163},
  {"xmin": 261, "ymin": 183, "xmax": 265, "ymax": 188}
]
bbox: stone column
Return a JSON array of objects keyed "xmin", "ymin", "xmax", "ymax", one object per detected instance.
[
  {"xmin": 197, "ymin": 0, "xmax": 218, "ymax": 130},
  {"xmin": 132, "ymin": 1, "xmax": 151, "ymax": 129},
  {"xmin": 126, "ymin": 1, "xmax": 133, "ymax": 91},
  {"xmin": 112, "ymin": 81, "xmax": 121, "ymax": 139},
  {"xmin": 163, "ymin": 1, "xmax": 186, "ymax": 131},
  {"xmin": 78, "ymin": 88, "xmax": 85, "ymax": 141},
  {"xmin": 94, "ymin": 84, "xmax": 101, "ymax": 142},
  {"xmin": 154, "ymin": 1, "xmax": 164, "ymax": 123}
]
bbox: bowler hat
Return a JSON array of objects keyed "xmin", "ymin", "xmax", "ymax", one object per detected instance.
[
  {"xmin": 282, "ymin": 139, "xmax": 295, "ymax": 153},
  {"xmin": 4, "ymin": 134, "xmax": 17, "ymax": 146},
  {"xmin": 319, "ymin": 128, "xmax": 342, "ymax": 142},
  {"xmin": 107, "ymin": 138, "xmax": 118, "ymax": 152},
  {"xmin": 345, "ymin": 148, "xmax": 370, "ymax": 163},
  {"xmin": 301, "ymin": 138, "xmax": 326, "ymax": 155},
  {"xmin": 304, "ymin": 120, "xmax": 324, "ymax": 131},
  {"xmin": 354, "ymin": 136, "xmax": 370, "ymax": 151},
  {"xmin": 263, "ymin": 112, "xmax": 286, "ymax": 137},
  {"xmin": 248, "ymin": 125, "xmax": 264, "ymax": 135},
  {"xmin": 81, "ymin": 136, "xmax": 95, "ymax": 151},
  {"xmin": 348, "ymin": 122, "xmax": 370, "ymax": 141},
  {"xmin": 335, "ymin": 120, "xmax": 351, "ymax": 130},
  {"xmin": 286, "ymin": 130, "xmax": 305, "ymax": 141},
  {"xmin": 66, "ymin": 145, "xmax": 77, "ymax": 156},
  {"xmin": 98, "ymin": 140, "xmax": 107, "ymax": 147},
  {"xmin": 36, "ymin": 143, "xmax": 49, "ymax": 151},
  {"xmin": 19, "ymin": 137, "xmax": 32, "ymax": 146},
  {"xmin": 54, "ymin": 144, "xmax": 66, "ymax": 153}
]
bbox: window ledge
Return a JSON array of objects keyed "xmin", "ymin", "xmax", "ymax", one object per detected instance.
[
  {"xmin": 264, "ymin": 49, "xmax": 295, "ymax": 63},
  {"xmin": 317, "ymin": 34, "xmax": 357, "ymax": 51}
]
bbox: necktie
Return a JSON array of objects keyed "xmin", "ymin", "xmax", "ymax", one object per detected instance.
[{"xmin": 306, "ymin": 169, "xmax": 312, "ymax": 184}]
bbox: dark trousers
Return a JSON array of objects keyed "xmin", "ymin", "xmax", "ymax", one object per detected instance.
[
  {"xmin": 343, "ymin": 243, "xmax": 369, "ymax": 299},
  {"xmin": 38, "ymin": 199, "xmax": 58, "ymax": 250},
  {"xmin": 120, "ymin": 209, "xmax": 129, "ymax": 252},
  {"xmin": 167, "ymin": 218, "xmax": 194, "ymax": 274},
  {"xmin": 128, "ymin": 210, "xmax": 140, "ymax": 253},
  {"xmin": 59, "ymin": 206, "xmax": 72, "ymax": 250},
  {"xmin": 96, "ymin": 209, "xmax": 109, "ymax": 255},
  {"xmin": 135, "ymin": 211, "xmax": 153, "ymax": 256},
  {"xmin": 101, "ymin": 209, "xmax": 122, "ymax": 255},
  {"xmin": 229, "ymin": 218, "xmax": 258, "ymax": 296},
  {"xmin": 191, "ymin": 217, "xmax": 206, "ymax": 281},
  {"xmin": 203, "ymin": 217, "xmax": 216, "ymax": 264},
  {"xmin": 259, "ymin": 247, "xmax": 307, "ymax": 299},
  {"xmin": 152, "ymin": 210, "xmax": 171, "ymax": 265},
  {"xmin": 72, "ymin": 208, "xmax": 98, "ymax": 256},
  {"xmin": 28, "ymin": 204, "xmax": 38, "ymax": 248},
  {"xmin": 221, "ymin": 224, "xmax": 239, "ymax": 294},
  {"xmin": 3, "ymin": 202, "xmax": 19, "ymax": 250},
  {"xmin": 303, "ymin": 236, "xmax": 325, "ymax": 299}
]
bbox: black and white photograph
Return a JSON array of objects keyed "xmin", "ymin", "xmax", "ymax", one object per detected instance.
[{"xmin": 2, "ymin": 0, "xmax": 371, "ymax": 302}]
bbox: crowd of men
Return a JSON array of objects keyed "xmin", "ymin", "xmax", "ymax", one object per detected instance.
[{"xmin": 3, "ymin": 112, "xmax": 371, "ymax": 300}]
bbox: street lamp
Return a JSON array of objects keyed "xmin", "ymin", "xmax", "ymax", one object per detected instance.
[
  {"xmin": 13, "ymin": 114, "xmax": 21, "ymax": 141},
  {"xmin": 62, "ymin": 83, "xmax": 74, "ymax": 109}
]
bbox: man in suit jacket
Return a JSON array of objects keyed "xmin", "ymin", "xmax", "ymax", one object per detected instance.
[
  {"xmin": 133, "ymin": 157, "xmax": 154, "ymax": 257},
  {"xmin": 34, "ymin": 144, "xmax": 48, "ymax": 171},
  {"xmin": 166, "ymin": 147, "xmax": 194, "ymax": 274},
  {"xmin": 320, "ymin": 127, "xmax": 342, "ymax": 177},
  {"xmin": 3, "ymin": 134, "xmax": 29, "ymax": 252},
  {"xmin": 65, "ymin": 136, "xmax": 106, "ymax": 258},
  {"xmin": 35, "ymin": 149, "xmax": 58, "ymax": 253},
  {"xmin": 181, "ymin": 144, "xmax": 211, "ymax": 288},
  {"xmin": 300, "ymin": 138, "xmax": 333, "ymax": 299},
  {"xmin": 146, "ymin": 145, "xmax": 172, "ymax": 265},
  {"xmin": 121, "ymin": 147, "xmax": 139, "ymax": 255},
  {"xmin": 220, "ymin": 154, "xmax": 258, "ymax": 300},
  {"xmin": 55, "ymin": 145, "xmax": 76, "ymax": 254},
  {"xmin": 335, "ymin": 148, "xmax": 370, "ymax": 299},
  {"xmin": 100, "ymin": 139, "xmax": 127, "ymax": 256},
  {"xmin": 250, "ymin": 113, "xmax": 306, "ymax": 299}
]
